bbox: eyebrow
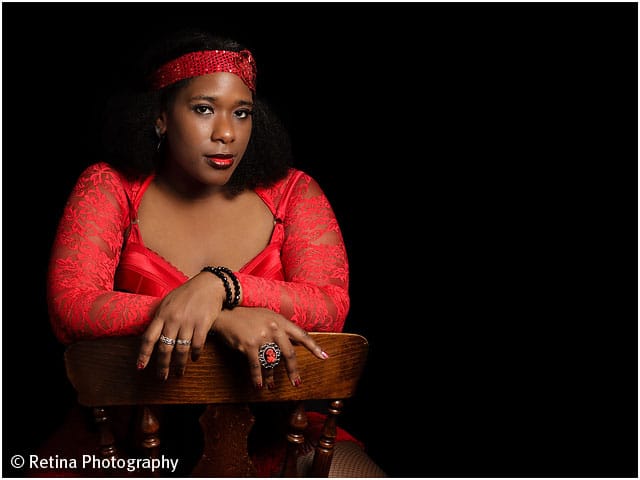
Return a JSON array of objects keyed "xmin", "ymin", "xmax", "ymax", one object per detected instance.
[{"xmin": 189, "ymin": 95, "xmax": 253, "ymax": 107}]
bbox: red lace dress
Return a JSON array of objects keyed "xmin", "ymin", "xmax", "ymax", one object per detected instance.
[{"xmin": 47, "ymin": 162, "xmax": 359, "ymax": 475}]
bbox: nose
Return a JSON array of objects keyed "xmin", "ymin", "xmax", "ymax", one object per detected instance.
[{"xmin": 211, "ymin": 113, "xmax": 234, "ymax": 144}]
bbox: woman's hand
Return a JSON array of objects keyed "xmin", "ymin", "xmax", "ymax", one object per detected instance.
[
  {"xmin": 212, "ymin": 307, "xmax": 329, "ymax": 389},
  {"xmin": 137, "ymin": 272, "xmax": 226, "ymax": 380}
]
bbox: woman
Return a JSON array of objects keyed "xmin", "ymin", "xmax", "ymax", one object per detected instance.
[{"xmin": 46, "ymin": 27, "xmax": 384, "ymax": 476}]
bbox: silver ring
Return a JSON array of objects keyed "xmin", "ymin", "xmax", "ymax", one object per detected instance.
[
  {"xmin": 258, "ymin": 342, "xmax": 281, "ymax": 369},
  {"xmin": 159, "ymin": 334, "xmax": 176, "ymax": 346},
  {"xmin": 176, "ymin": 338, "xmax": 191, "ymax": 346}
]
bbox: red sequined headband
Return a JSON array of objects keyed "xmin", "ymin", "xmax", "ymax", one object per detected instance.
[{"xmin": 150, "ymin": 49, "xmax": 257, "ymax": 92}]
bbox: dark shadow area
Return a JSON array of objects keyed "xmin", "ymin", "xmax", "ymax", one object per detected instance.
[{"xmin": 2, "ymin": 2, "xmax": 637, "ymax": 477}]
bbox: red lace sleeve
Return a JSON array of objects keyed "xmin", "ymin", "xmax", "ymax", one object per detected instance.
[
  {"xmin": 237, "ymin": 173, "xmax": 350, "ymax": 332},
  {"xmin": 47, "ymin": 163, "xmax": 161, "ymax": 345}
]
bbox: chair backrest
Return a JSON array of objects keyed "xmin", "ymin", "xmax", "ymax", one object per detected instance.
[{"xmin": 64, "ymin": 332, "xmax": 368, "ymax": 477}]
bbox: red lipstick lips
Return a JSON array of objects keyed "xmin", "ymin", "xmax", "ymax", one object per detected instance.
[{"xmin": 208, "ymin": 154, "xmax": 233, "ymax": 168}]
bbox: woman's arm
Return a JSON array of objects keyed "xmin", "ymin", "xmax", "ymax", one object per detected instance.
[
  {"xmin": 237, "ymin": 173, "xmax": 350, "ymax": 332},
  {"xmin": 47, "ymin": 163, "xmax": 160, "ymax": 345}
]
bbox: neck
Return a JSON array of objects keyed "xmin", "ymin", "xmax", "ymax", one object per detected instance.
[{"xmin": 155, "ymin": 165, "xmax": 225, "ymax": 202}]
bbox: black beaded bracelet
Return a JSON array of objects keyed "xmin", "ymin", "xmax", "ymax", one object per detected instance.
[
  {"xmin": 201, "ymin": 266, "xmax": 234, "ymax": 309},
  {"xmin": 212, "ymin": 266, "xmax": 240, "ymax": 309}
]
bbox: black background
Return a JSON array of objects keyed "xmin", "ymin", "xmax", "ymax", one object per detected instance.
[{"xmin": 2, "ymin": 2, "xmax": 637, "ymax": 477}]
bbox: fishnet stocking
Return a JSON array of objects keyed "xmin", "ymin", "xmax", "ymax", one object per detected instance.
[{"xmin": 297, "ymin": 441, "xmax": 387, "ymax": 478}]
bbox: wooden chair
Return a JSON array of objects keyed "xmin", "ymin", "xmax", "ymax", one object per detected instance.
[{"xmin": 64, "ymin": 332, "xmax": 368, "ymax": 477}]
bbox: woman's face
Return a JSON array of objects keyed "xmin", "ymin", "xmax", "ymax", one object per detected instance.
[{"xmin": 157, "ymin": 72, "xmax": 253, "ymax": 189}]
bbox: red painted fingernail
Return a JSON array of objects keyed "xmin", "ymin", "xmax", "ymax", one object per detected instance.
[
  {"xmin": 293, "ymin": 378, "xmax": 302, "ymax": 387},
  {"xmin": 255, "ymin": 382, "xmax": 263, "ymax": 390},
  {"xmin": 321, "ymin": 351, "xmax": 330, "ymax": 359},
  {"xmin": 137, "ymin": 361, "xmax": 145, "ymax": 370},
  {"xmin": 267, "ymin": 382, "xmax": 275, "ymax": 390}
]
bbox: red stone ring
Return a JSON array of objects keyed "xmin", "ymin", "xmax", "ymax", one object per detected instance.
[{"xmin": 258, "ymin": 342, "xmax": 281, "ymax": 369}]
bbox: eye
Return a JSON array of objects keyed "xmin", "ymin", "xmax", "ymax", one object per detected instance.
[
  {"xmin": 235, "ymin": 109, "xmax": 253, "ymax": 120},
  {"xmin": 193, "ymin": 104, "xmax": 214, "ymax": 115}
]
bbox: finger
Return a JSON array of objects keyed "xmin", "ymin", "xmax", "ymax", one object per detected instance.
[
  {"xmin": 290, "ymin": 327, "xmax": 329, "ymax": 360},
  {"xmin": 289, "ymin": 328, "xmax": 308, "ymax": 346},
  {"xmin": 272, "ymin": 334, "xmax": 301, "ymax": 387},
  {"xmin": 190, "ymin": 324, "xmax": 209, "ymax": 362},
  {"xmin": 263, "ymin": 365, "xmax": 276, "ymax": 390},
  {"xmin": 248, "ymin": 355, "xmax": 264, "ymax": 390},
  {"xmin": 172, "ymin": 331, "xmax": 192, "ymax": 376},
  {"xmin": 155, "ymin": 331, "xmax": 178, "ymax": 381},
  {"xmin": 137, "ymin": 320, "xmax": 164, "ymax": 370},
  {"xmin": 257, "ymin": 340, "xmax": 281, "ymax": 387}
]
